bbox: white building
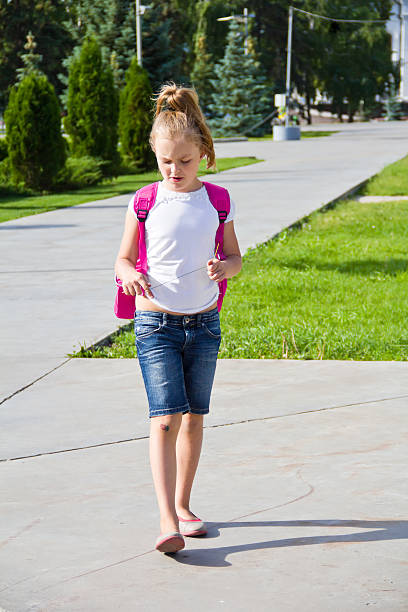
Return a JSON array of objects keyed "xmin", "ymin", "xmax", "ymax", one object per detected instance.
[{"xmin": 387, "ymin": 1, "xmax": 408, "ymax": 100}]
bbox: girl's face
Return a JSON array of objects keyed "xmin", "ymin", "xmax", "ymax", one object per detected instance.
[{"xmin": 153, "ymin": 134, "xmax": 203, "ymax": 192}]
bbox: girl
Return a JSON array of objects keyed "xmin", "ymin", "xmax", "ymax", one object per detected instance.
[{"xmin": 115, "ymin": 83, "xmax": 241, "ymax": 554}]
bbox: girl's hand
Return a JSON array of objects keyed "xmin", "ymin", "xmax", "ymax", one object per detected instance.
[
  {"xmin": 207, "ymin": 258, "xmax": 226, "ymax": 283},
  {"xmin": 121, "ymin": 272, "xmax": 154, "ymax": 299}
]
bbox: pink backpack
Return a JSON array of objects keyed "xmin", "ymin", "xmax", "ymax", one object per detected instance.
[{"xmin": 114, "ymin": 181, "xmax": 231, "ymax": 319}]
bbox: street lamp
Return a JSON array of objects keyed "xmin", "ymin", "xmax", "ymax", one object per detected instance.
[
  {"xmin": 217, "ymin": 7, "xmax": 255, "ymax": 55},
  {"xmin": 135, "ymin": 0, "xmax": 149, "ymax": 66}
]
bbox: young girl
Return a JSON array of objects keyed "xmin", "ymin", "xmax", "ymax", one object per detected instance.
[{"xmin": 115, "ymin": 83, "xmax": 241, "ymax": 554}]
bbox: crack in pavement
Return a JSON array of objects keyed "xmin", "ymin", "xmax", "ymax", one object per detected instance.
[
  {"xmin": 27, "ymin": 470, "xmax": 314, "ymax": 594},
  {"xmin": 1, "ymin": 393, "xmax": 406, "ymax": 463},
  {"xmin": 0, "ymin": 359, "xmax": 72, "ymax": 407}
]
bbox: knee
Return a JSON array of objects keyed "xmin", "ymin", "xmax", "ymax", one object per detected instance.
[
  {"xmin": 152, "ymin": 413, "xmax": 182, "ymax": 435},
  {"xmin": 181, "ymin": 412, "xmax": 203, "ymax": 433}
]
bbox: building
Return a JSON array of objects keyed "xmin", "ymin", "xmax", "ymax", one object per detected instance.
[{"xmin": 387, "ymin": 1, "xmax": 408, "ymax": 100}]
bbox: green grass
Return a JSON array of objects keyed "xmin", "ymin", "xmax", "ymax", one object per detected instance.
[
  {"xmin": 248, "ymin": 130, "xmax": 338, "ymax": 141},
  {"xmin": 361, "ymin": 154, "xmax": 408, "ymax": 196},
  {"xmin": 0, "ymin": 156, "xmax": 261, "ymax": 223},
  {"xmin": 74, "ymin": 197, "xmax": 408, "ymax": 361}
]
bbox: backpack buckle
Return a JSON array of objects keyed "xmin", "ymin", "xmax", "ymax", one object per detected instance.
[
  {"xmin": 218, "ymin": 210, "xmax": 228, "ymax": 224},
  {"xmin": 136, "ymin": 208, "xmax": 149, "ymax": 222}
]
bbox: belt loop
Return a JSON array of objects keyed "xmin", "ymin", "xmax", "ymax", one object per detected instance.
[
  {"xmin": 163, "ymin": 312, "xmax": 167, "ymax": 325},
  {"xmin": 197, "ymin": 313, "xmax": 202, "ymax": 324}
]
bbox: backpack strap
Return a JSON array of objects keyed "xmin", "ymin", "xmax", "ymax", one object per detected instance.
[
  {"xmin": 202, "ymin": 181, "xmax": 231, "ymax": 312},
  {"xmin": 133, "ymin": 182, "xmax": 159, "ymax": 275},
  {"xmin": 202, "ymin": 181, "xmax": 231, "ymax": 258}
]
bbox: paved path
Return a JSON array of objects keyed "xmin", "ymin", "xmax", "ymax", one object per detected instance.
[
  {"xmin": 1, "ymin": 121, "xmax": 408, "ymax": 611},
  {"xmin": 1, "ymin": 360, "xmax": 407, "ymax": 611}
]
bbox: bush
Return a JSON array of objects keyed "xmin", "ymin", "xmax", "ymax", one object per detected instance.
[
  {"xmin": 0, "ymin": 138, "xmax": 8, "ymax": 161},
  {"xmin": 4, "ymin": 74, "xmax": 66, "ymax": 190},
  {"xmin": 118, "ymin": 58, "xmax": 155, "ymax": 170},
  {"xmin": 64, "ymin": 38, "xmax": 120, "ymax": 176},
  {"xmin": 55, "ymin": 156, "xmax": 105, "ymax": 190}
]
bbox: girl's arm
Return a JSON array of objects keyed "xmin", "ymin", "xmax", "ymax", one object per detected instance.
[
  {"xmin": 115, "ymin": 212, "xmax": 154, "ymax": 298},
  {"xmin": 207, "ymin": 220, "xmax": 242, "ymax": 282}
]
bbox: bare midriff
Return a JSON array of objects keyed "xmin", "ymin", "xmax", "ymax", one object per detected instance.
[{"xmin": 136, "ymin": 295, "xmax": 218, "ymax": 315}]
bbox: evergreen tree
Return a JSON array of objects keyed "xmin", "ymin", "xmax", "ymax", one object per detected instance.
[
  {"xmin": 60, "ymin": 0, "xmax": 135, "ymax": 106},
  {"xmin": 191, "ymin": 3, "xmax": 215, "ymax": 116},
  {"xmin": 118, "ymin": 58, "xmax": 155, "ymax": 169},
  {"xmin": 209, "ymin": 19, "xmax": 272, "ymax": 136},
  {"xmin": 5, "ymin": 74, "xmax": 66, "ymax": 191},
  {"xmin": 383, "ymin": 83, "xmax": 403, "ymax": 120},
  {"xmin": 141, "ymin": 2, "xmax": 184, "ymax": 91},
  {"xmin": 64, "ymin": 38, "xmax": 119, "ymax": 174},
  {"xmin": 16, "ymin": 32, "xmax": 44, "ymax": 82},
  {"xmin": 0, "ymin": 0, "xmax": 73, "ymax": 111}
]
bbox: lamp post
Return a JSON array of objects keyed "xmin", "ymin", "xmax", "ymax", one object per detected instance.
[
  {"xmin": 217, "ymin": 7, "xmax": 255, "ymax": 54},
  {"xmin": 135, "ymin": 1, "xmax": 149, "ymax": 66},
  {"xmin": 285, "ymin": 5, "xmax": 294, "ymax": 127}
]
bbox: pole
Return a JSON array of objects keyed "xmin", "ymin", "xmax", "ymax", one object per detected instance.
[
  {"xmin": 244, "ymin": 7, "xmax": 248, "ymax": 55},
  {"xmin": 136, "ymin": 0, "xmax": 142, "ymax": 66},
  {"xmin": 285, "ymin": 6, "xmax": 294, "ymax": 127}
]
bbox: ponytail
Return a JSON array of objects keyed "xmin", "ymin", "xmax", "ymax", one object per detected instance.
[{"xmin": 150, "ymin": 82, "xmax": 216, "ymax": 170}]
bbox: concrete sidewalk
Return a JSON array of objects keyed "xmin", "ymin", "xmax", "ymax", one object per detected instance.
[
  {"xmin": 1, "ymin": 121, "xmax": 408, "ymax": 610},
  {"xmin": 1, "ymin": 360, "xmax": 407, "ymax": 611}
]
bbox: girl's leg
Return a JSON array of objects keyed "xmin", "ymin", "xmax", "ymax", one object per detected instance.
[
  {"xmin": 175, "ymin": 413, "xmax": 204, "ymax": 519},
  {"xmin": 149, "ymin": 412, "xmax": 183, "ymax": 534}
]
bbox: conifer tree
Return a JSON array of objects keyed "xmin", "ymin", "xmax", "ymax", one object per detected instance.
[
  {"xmin": 209, "ymin": 19, "xmax": 272, "ymax": 136},
  {"xmin": 64, "ymin": 38, "xmax": 119, "ymax": 174},
  {"xmin": 5, "ymin": 74, "xmax": 66, "ymax": 191},
  {"xmin": 141, "ymin": 2, "xmax": 184, "ymax": 90},
  {"xmin": 191, "ymin": 4, "xmax": 214, "ymax": 116},
  {"xmin": 16, "ymin": 32, "xmax": 43, "ymax": 82},
  {"xmin": 118, "ymin": 58, "xmax": 155, "ymax": 169}
]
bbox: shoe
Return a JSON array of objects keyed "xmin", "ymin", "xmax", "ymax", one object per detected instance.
[
  {"xmin": 178, "ymin": 516, "xmax": 207, "ymax": 537},
  {"xmin": 155, "ymin": 532, "xmax": 185, "ymax": 553}
]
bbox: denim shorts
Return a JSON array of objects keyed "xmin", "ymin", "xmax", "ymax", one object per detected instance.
[{"xmin": 134, "ymin": 307, "xmax": 221, "ymax": 418}]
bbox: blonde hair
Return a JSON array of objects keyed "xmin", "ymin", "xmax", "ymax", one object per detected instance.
[{"xmin": 150, "ymin": 82, "xmax": 216, "ymax": 170}]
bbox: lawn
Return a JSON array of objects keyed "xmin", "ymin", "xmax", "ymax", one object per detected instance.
[
  {"xmin": 360, "ymin": 153, "xmax": 408, "ymax": 196},
  {"xmin": 74, "ymin": 194, "xmax": 408, "ymax": 361},
  {"xmin": 0, "ymin": 156, "xmax": 261, "ymax": 223}
]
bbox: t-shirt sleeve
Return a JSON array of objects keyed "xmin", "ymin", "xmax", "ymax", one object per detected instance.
[
  {"xmin": 127, "ymin": 194, "xmax": 137, "ymax": 218},
  {"xmin": 226, "ymin": 198, "xmax": 235, "ymax": 223}
]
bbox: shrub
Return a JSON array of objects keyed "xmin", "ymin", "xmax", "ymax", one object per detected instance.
[
  {"xmin": 0, "ymin": 138, "xmax": 8, "ymax": 161},
  {"xmin": 4, "ymin": 74, "xmax": 66, "ymax": 190},
  {"xmin": 64, "ymin": 38, "xmax": 120, "ymax": 176},
  {"xmin": 118, "ymin": 58, "xmax": 155, "ymax": 170},
  {"xmin": 56, "ymin": 156, "xmax": 105, "ymax": 190}
]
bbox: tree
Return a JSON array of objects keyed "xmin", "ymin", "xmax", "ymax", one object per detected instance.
[
  {"xmin": 16, "ymin": 32, "xmax": 43, "ymax": 82},
  {"xmin": 118, "ymin": 58, "xmax": 155, "ymax": 169},
  {"xmin": 62, "ymin": 0, "xmax": 135, "ymax": 89},
  {"xmin": 141, "ymin": 2, "xmax": 185, "ymax": 91},
  {"xmin": 209, "ymin": 19, "xmax": 272, "ymax": 136},
  {"xmin": 0, "ymin": 0, "xmax": 73, "ymax": 112},
  {"xmin": 305, "ymin": 0, "xmax": 394, "ymax": 121},
  {"xmin": 191, "ymin": 2, "xmax": 215, "ymax": 115},
  {"xmin": 64, "ymin": 38, "xmax": 119, "ymax": 174},
  {"xmin": 5, "ymin": 74, "xmax": 66, "ymax": 190}
]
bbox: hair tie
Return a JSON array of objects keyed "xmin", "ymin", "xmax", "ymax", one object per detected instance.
[{"xmin": 161, "ymin": 104, "xmax": 177, "ymax": 113}]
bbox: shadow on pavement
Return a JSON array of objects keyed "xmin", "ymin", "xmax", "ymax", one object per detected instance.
[{"xmin": 173, "ymin": 519, "xmax": 408, "ymax": 567}]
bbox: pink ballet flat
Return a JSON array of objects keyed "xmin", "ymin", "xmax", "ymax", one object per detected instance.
[
  {"xmin": 155, "ymin": 532, "xmax": 185, "ymax": 553},
  {"xmin": 178, "ymin": 516, "xmax": 207, "ymax": 537}
]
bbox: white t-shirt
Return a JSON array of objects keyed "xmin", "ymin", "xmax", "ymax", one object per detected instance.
[{"xmin": 127, "ymin": 182, "xmax": 235, "ymax": 314}]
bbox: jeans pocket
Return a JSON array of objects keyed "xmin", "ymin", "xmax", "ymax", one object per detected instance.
[
  {"xmin": 201, "ymin": 319, "xmax": 222, "ymax": 340},
  {"xmin": 134, "ymin": 320, "xmax": 163, "ymax": 340}
]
